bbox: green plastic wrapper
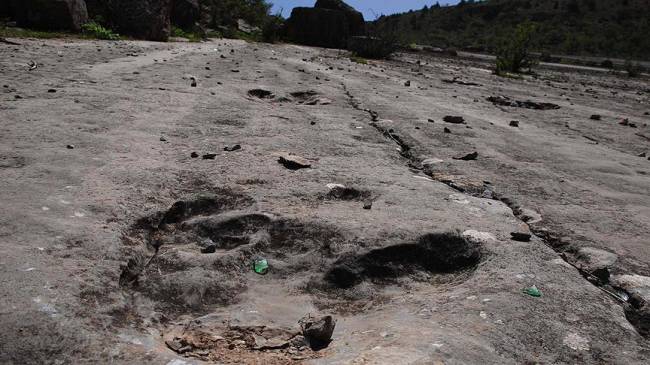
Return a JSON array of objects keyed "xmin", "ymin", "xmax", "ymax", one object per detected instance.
[
  {"xmin": 523, "ymin": 285, "xmax": 542, "ymax": 297},
  {"xmin": 253, "ymin": 258, "xmax": 269, "ymax": 275}
]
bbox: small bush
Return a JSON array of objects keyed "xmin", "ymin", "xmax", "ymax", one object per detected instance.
[
  {"xmin": 348, "ymin": 36, "xmax": 396, "ymax": 59},
  {"xmin": 495, "ymin": 23, "xmax": 537, "ymax": 75},
  {"xmin": 171, "ymin": 26, "xmax": 202, "ymax": 42},
  {"xmin": 81, "ymin": 21, "xmax": 119, "ymax": 40}
]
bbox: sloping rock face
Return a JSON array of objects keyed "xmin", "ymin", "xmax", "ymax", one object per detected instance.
[
  {"xmin": 10, "ymin": 0, "xmax": 88, "ymax": 31},
  {"xmin": 171, "ymin": 0, "xmax": 200, "ymax": 29},
  {"xmin": 284, "ymin": 0, "xmax": 364, "ymax": 49},
  {"xmin": 109, "ymin": 0, "xmax": 172, "ymax": 41}
]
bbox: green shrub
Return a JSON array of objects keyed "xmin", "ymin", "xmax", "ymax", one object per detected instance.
[
  {"xmin": 170, "ymin": 26, "xmax": 202, "ymax": 42},
  {"xmin": 348, "ymin": 36, "xmax": 396, "ymax": 59},
  {"xmin": 350, "ymin": 56, "xmax": 368, "ymax": 64},
  {"xmin": 495, "ymin": 23, "xmax": 537, "ymax": 74},
  {"xmin": 261, "ymin": 15, "xmax": 283, "ymax": 43},
  {"xmin": 81, "ymin": 21, "xmax": 119, "ymax": 40}
]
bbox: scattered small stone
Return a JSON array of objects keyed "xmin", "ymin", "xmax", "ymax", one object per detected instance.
[
  {"xmin": 190, "ymin": 152, "xmax": 199, "ymax": 158},
  {"xmin": 639, "ymin": 152, "xmax": 647, "ymax": 158},
  {"xmin": 404, "ymin": 80, "xmax": 411, "ymax": 87},
  {"xmin": 590, "ymin": 114, "xmax": 601, "ymax": 120},
  {"xmin": 428, "ymin": 118, "xmax": 435, "ymax": 123},
  {"xmin": 444, "ymin": 127, "xmax": 451, "ymax": 133},
  {"xmin": 310, "ymin": 121, "xmax": 316, "ymax": 125},
  {"xmin": 443, "ymin": 116, "xmax": 465, "ymax": 124},
  {"xmin": 510, "ymin": 223, "xmax": 532, "ymax": 242},
  {"xmin": 453, "ymin": 151, "xmax": 478, "ymax": 161},
  {"xmin": 509, "ymin": 120, "xmax": 520, "ymax": 127},
  {"xmin": 47, "ymin": 89, "xmax": 56, "ymax": 93},
  {"xmin": 202, "ymin": 153, "xmax": 217, "ymax": 160},
  {"xmin": 299, "ymin": 315, "xmax": 336, "ymax": 345},
  {"xmin": 224, "ymin": 144, "xmax": 241, "ymax": 152},
  {"xmin": 160, "ymin": 136, "xmax": 167, "ymax": 142},
  {"xmin": 205, "ymin": 66, "xmax": 210, "ymax": 70},
  {"xmin": 363, "ymin": 200, "xmax": 372, "ymax": 210},
  {"xmin": 14, "ymin": 95, "xmax": 22, "ymax": 99},
  {"xmin": 620, "ymin": 118, "xmax": 637, "ymax": 128},
  {"xmin": 66, "ymin": 144, "xmax": 74, "ymax": 149},
  {"xmin": 190, "ymin": 77, "xmax": 197, "ymax": 87},
  {"xmin": 278, "ymin": 154, "xmax": 311, "ymax": 170},
  {"xmin": 231, "ymin": 69, "xmax": 240, "ymax": 73}
]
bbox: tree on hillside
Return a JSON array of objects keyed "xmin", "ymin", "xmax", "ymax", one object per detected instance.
[{"xmin": 495, "ymin": 22, "xmax": 537, "ymax": 74}]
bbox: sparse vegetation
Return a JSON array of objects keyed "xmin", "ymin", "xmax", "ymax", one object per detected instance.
[
  {"xmin": 81, "ymin": 22, "xmax": 119, "ymax": 40},
  {"xmin": 171, "ymin": 26, "xmax": 202, "ymax": 42},
  {"xmin": 0, "ymin": 23, "xmax": 70, "ymax": 39},
  {"xmin": 495, "ymin": 23, "xmax": 537, "ymax": 75},
  {"xmin": 350, "ymin": 55, "xmax": 368, "ymax": 64},
  {"xmin": 371, "ymin": 0, "xmax": 650, "ymax": 61}
]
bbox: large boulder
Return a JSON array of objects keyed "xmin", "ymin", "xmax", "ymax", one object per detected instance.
[
  {"xmin": 109, "ymin": 0, "xmax": 172, "ymax": 41},
  {"xmin": 284, "ymin": 0, "xmax": 365, "ymax": 49},
  {"xmin": 10, "ymin": 0, "xmax": 88, "ymax": 31},
  {"xmin": 171, "ymin": 0, "xmax": 199, "ymax": 29}
]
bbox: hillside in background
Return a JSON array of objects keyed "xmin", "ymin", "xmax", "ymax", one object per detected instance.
[{"xmin": 370, "ymin": 0, "xmax": 650, "ymax": 60}]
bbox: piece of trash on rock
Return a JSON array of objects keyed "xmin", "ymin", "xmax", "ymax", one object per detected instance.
[
  {"xmin": 523, "ymin": 285, "xmax": 542, "ymax": 297},
  {"xmin": 253, "ymin": 258, "xmax": 269, "ymax": 275}
]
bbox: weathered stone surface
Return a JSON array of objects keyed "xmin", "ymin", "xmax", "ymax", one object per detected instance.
[
  {"xmin": 11, "ymin": 0, "xmax": 88, "ymax": 31},
  {"xmin": 284, "ymin": 0, "xmax": 364, "ymax": 49},
  {"xmin": 110, "ymin": 0, "xmax": 172, "ymax": 41}
]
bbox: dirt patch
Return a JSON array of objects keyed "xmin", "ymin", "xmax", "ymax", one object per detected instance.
[
  {"xmin": 487, "ymin": 95, "xmax": 560, "ymax": 110},
  {"xmin": 0, "ymin": 153, "xmax": 26, "ymax": 169},
  {"xmin": 164, "ymin": 322, "xmax": 323, "ymax": 364},
  {"xmin": 321, "ymin": 186, "xmax": 372, "ymax": 201},
  {"xmin": 248, "ymin": 88, "xmax": 275, "ymax": 99},
  {"xmin": 324, "ymin": 232, "xmax": 481, "ymax": 289}
]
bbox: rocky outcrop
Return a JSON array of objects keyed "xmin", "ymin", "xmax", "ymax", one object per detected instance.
[
  {"xmin": 109, "ymin": 0, "xmax": 172, "ymax": 41},
  {"xmin": 284, "ymin": 0, "xmax": 365, "ymax": 49},
  {"xmin": 171, "ymin": 0, "xmax": 200, "ymax": 29},
  {"xmin": 10, "ymin": 0, "xmax": 88, "ymax": 31}
]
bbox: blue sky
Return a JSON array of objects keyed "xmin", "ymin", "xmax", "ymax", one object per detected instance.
[{"xmin": 271, "ymin": 1, "xmax": 458, "ymax": 20}]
